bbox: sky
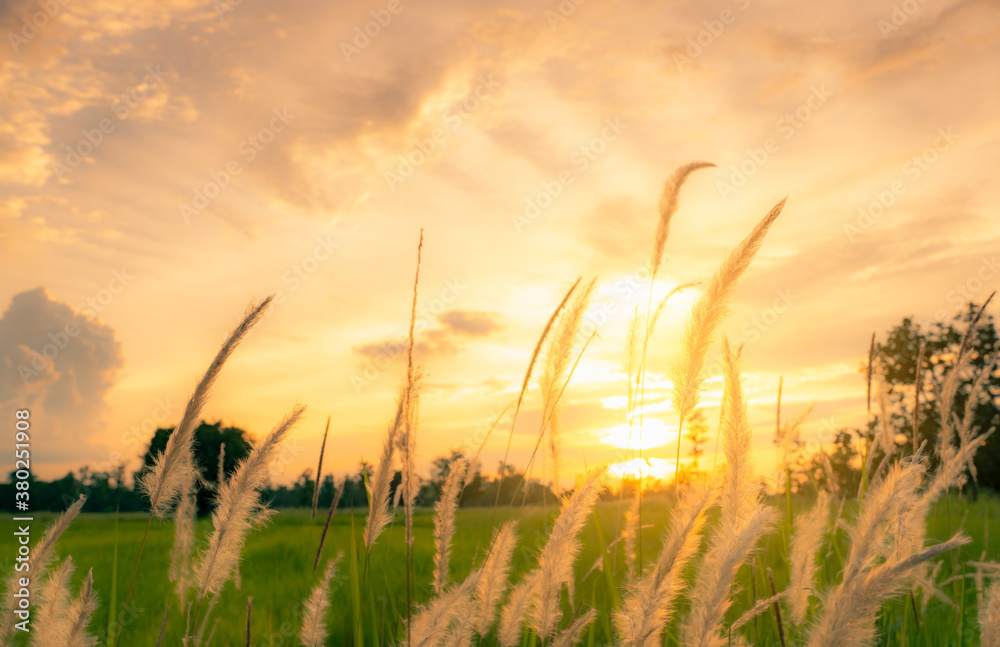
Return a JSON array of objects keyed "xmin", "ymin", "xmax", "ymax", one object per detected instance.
[{"xmin": 1, "ymin": 0, "xmax": 998, "ymax": 490}]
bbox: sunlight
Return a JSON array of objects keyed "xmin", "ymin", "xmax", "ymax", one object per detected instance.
[
  {"xmin": 592, "ymin": 275, "xmax": 701, "ymax": 329},
  {"xmin": 600, "ymin": 419, "xmax": 677, "ymax": 450},
  {"xmin": 607, "ymin": 457, "xmax": 682, "ymax": 481}
]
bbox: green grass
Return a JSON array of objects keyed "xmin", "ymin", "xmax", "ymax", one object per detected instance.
[{"xmin": 5, "ymin": 492, "xmax": 999, "ymax": 645}]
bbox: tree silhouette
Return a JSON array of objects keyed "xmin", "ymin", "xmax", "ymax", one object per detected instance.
[{"xmin": 136, "ymin": 420, "xmax": 253, "ymax": 514}]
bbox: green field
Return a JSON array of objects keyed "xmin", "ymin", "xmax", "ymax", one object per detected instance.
[{"xmin": 4, "ymin": 493, "xmax": 999, "ymax": 646}]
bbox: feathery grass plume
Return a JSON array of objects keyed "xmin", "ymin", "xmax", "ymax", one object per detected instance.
[
  {"xmin": 805, "ymin": 460, "xmax": 973, "ymax": 647},
  {"xmin": 808, "ymin": 532, "xmax": 969, "ymax": 647},
  {"xmin": 540, "ymin": 278, "xmax": 596, "ymax": 495},
  {"xmin": 787, "ymin": 490, "xmax": 831, "ymax": 625},
  {"xmin": 498, "ymin": 571, "xmax": 538, "ymax": 647},
  {"xmin": 30, "ymin": 556, "xmax": 75, "ymax": 647},
  {"xmin": 140, "ymin": 296, "xmax": 272, "ymax": 517},
  {"xmin": 217, "ymin": 442, "xmax": 226, "ymax": 488},
  {"xmin": 867, "ymin": 380, "xmax": 899, "ymax": 487},
  {"xmin": 473, "ymin": 522, "xmax": 519, "ymax": 635},
  {"xmin": 194, "ymin": 405, "xmax": 305, "ymax": 601},
  {"xmin": 401, "ymin": 230, "xmax": 423, "ymax": 565},
  {"xmin": 910, "ymin": 350, "xmax": 997, "ymax": 522},
  {"xmin": 529, "ymin": 467, "xmax": 607, "ymax": 640},
  {"xmin": 616, "ymin": 483, "xmax": 717, "ymax": 647},
  {"xmin": 818, "ymin": 447, "xmax": 840, "ymax": 497},
  {"xmin": 897, "ymin": 394, "xmax": 995, "ymax": 607},
  {"xmin": 0, "ymin": 494, "xmax": 86, "ymax": 643},
  {"xmin": 717, "ymin": 338, "xmax": 762, "ymax": 526},
  {"xmin": 397, "ymin": 400, "xmax": 418, "ymax": 529},
  {"xmin": 314, "ymin": 477, "xmax": 345, "ymax": 571},
  {"xmin": 433, "ymin": 458, "xmax": 468, "ymax": 594},
  {"xmin": 938, "ymin": 294, "xmax": 993, "ymax": 451},
  {"xmin": 311, "ymin": 417, "xmax": 330, "ymax": 520},
  {"xmin": 845, "ymin": 461, "xmax": 925, "ymax": 585},
  {"xmin": 682, "ymin": 508, "xmax": 774, "ymax": 647},
  {"xmin": 440, "ymin": 598, "xmax": 481, "ymax": 647},
  {"xmin": 398, "ymin": 382, "xmax": 421, "ymax": 560},
  {"xmin": 495, "ymin": 278, "xmax": 581, "ymax": 506},
  {"xmin": 623, "ymin": 490, "xmax": 641, "ymax": 580},
  {"xmin": 670, "ymin": 199, "xmax": 785, "ymax": 483},
  {"xmin": 438, "ymin": 571, "xmax": 491, "ymax": 647},
  {"xmin": 649, "ymin": 162, "xmax": 715, "ymax": 280},
  {"xmin": 729, "ymin": 588, "xmax": 791, "ymax": 634},
  {"xmin": 405, "ymin": 572, "xmax": 479, "ymax": 647},
  {"xmin": 551, "ymin": 609, "xmax": 597, "ymax": 647},
  {"xmin": 365, "ymin": 390, "xmax": 408, "ymax": 555},
  {"xmin": 64, "ymin": 569, "xmax": 98, "ymax": 647},
  {"xmin": 682, "ymin": 339, "xmax": 776, "ymax": 647},
  {"xmin": 922, "ymin": 428, "xmax": 994, "ymax": 508},
  {"xmin": 983, "ymin": 581, "xmax": 1000, "ymax": 647},
  {"xmin": 367, "ymin": 246, "xmax": 423, "ymax": 556},
  {"xmin": 299, "ymin": 553, "xmax": 342, "ymax": 647},
  {"xmin": 169, "ymin": 463, "xmax": 197, "ymax": 606},
  {"xmin": 957, "ymin": 353, "xmax": 997, "ymax": 475}
]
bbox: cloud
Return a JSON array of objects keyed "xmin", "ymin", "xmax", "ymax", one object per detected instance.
[
  {"xmin": 0, "ymin": 287, "xmax": 123, "ymax": 462},
  {"xmin": 438, "ymin": 309, "xmax": 502, "ymax": 336},
  {"xmin": 354, "ymin": 327, "xmax": 459, "ymax": 363},
  {"xmin": 353, "ymin": 312, "xmax": 502, "ymax": 367}
]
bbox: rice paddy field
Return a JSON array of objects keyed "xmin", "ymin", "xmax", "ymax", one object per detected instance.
[{"xmin": 8, "ymin": 493, "xmax": 998, "ymax": 646}]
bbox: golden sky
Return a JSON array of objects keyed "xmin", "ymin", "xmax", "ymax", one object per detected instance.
[{"xmin": 1, "ymin": 0, "xmax": 999, "ymax": 489}]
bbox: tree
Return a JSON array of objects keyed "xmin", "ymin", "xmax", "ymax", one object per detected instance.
[
  {"xmin": 136, "ymin": 420, "xmax": 253, "ymax": 514},
  {"xmin": 875, "ymin": 301, "xmax": 1000, "ymax": 492},
  {"xmin": 682, "ymin": 409, "xmax": 709, "ymax": 482}
]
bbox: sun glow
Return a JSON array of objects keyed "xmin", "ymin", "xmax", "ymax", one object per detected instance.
[
  {"xmin": 600, "ymin": 419, "xmax": 678, "ymax": 450},
  {"xmin": 608, "ymin": 457, "xmax": 684, "ymax": 481},
  {"xmin": 591, "ymin": 276, "xmax": 701, "ymax": 330}
]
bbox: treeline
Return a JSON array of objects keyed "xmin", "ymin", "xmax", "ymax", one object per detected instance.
[{"xmin": 0, "ymin": 451, "xmax": 557, "ymax": 514}]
